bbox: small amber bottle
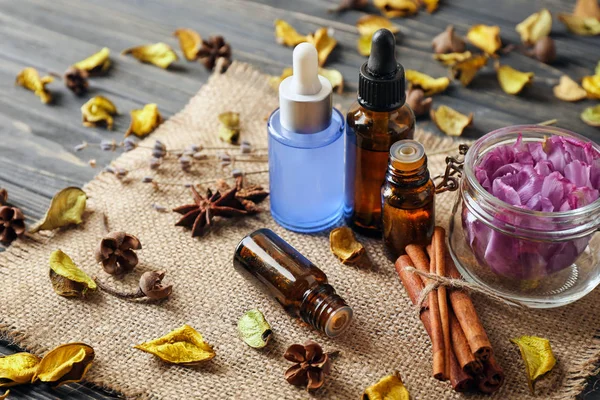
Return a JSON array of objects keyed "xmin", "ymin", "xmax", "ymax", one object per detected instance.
[
  {"xmin": 382, "ymin": 140, "xmax": 435, "ymax": 260},
  {"xmin": 233, "ymin": 228, "xmax": 353, "ymax": 337},
  {"xmin": 345, "ymin": 29, "xmax": 415, "ymax": 235}
]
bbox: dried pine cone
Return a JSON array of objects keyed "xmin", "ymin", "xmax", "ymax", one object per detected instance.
[
  {"xmin": 64, "ymin": 67, "xmax": 89, "ymax": 95},
  {"xmin": 95, "ymin": 232, "xmax": 142, "ymax": 275},
  {"xmin": 197, "ymin": 36, "xmax": 232, "ymax": 72},
  {"xmin": 284, "ymin": 340, "xmax": 333, "ymax": 391},
  {"xmin": 0, "ymin": 206, "xmax": 25, "ymax": 244}
]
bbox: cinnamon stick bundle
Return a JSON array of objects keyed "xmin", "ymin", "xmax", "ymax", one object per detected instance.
[
  {"xmin": 395, "ymin": 255, "xmax": 474, "ymax": 392},
  {"xmin": 432, "ymin": 227, "xmax": 451, "ymax": 379}
]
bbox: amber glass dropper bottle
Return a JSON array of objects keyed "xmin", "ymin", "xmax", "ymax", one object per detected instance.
[
  {"xmin": 233, "ymin": 228, "xmax": 353, "ymax": 337},
  {"xmin": 345, "ymin": 28, "xmax": 415, "ymax": 236}
]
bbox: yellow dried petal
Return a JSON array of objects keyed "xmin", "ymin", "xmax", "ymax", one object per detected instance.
[
  {"xmin": 174, "ymin": 28, "xmax": 202, "ymax": 61},
  {"xmin": 49, "ymin": 249, "xmax": 96, "ymax": 297},
  {"xmin": 595, "ymin": 61, "xmax": 600, "ymax": 76},
  {"xmin": 421, "ymin": 0, "xmax": 439, "ymax": 13},
  {"xmin": 218, "ymin": 111, "xmax": 240, "ymax": 144},
  {"xmin": 433, "ymin": 51, "xmax": 473, "ymax": 66},
  {"xmin": 237, "ymin": 309, "xmax": 272, "ymax": 349},
  {"xmin": 134, "ymin": 325, "xmax": 215, "ymax": 365},
  {"xmin": 451, "ymin": 54, "xmax": 488, "ymax": 86},
  {"xmin": 34, "ymin": 343, "xmax": 94, "ymax": 388},
  {"xmin": 574, "ymin": 0, "xmax": 600, "ymax": 18},
  {"xmin": 357, "ymin": 35, "xmax": 373, "ymax": 57},
  {"xmin": 581, "ymin": 104, "xmax": 600, "ymax": 126},
  {"xmin": 80, "ymin": 96, "xmax": 118, "ymax": 130},
  {"xmin": 269, "ymin": 67, "xmax": 293, "ymax": 90},
  {"xmin": 467, "ymin": 24, "xmax": 502, "ymax": 54},
  {"xmin": 511, "ymin": 336, "xmax": 556, "ymax": 394},
  {"xmin": 553, "ymin": 75, "xmax": 587, "ymax": 101},
  {"xmin": 31, "ymin": 187, "xmax": 87, "ymax": 233},
  {"xmin": 558, "ymin": 14, "xmax": 600, "ymax": 35},
  {"xmin": 363, "ymin": 371, "xmax": 410, "ymax": 400},
  {"xmin": 126, "ymin": 103, "xmax": 163, "ymax": 138},
  {"xmin": 330, "ymin": 227, "xmax": 366, "ymax": 265},
  {"xmin": 122, "ymin": 43, "xmax": 178, "ymax": 69},
  {"xmin": 497, "ymin": 64, "xmax": 534, "ymax": 95},
  {"xmin": 405, "ymin": 70, "xmax": 450, "ymax": 96},
  {"xmin": 582, "ymin": 74, "xmax": 600, "ymax": 99},
  {"xmin": 373, "ymin": 0, "xmax": 419, "ymax": 18},
  {"xmin": 430, "ymin": 105, "xmax": 473, "ymax": 136},
  {"xmin": 72, "ymin": 47, "xmax": 111, "ymax": 75},
  {"xmin": 516, "ymin": 9, "xmax": 552, "ymax": 44},
  {"xmin": 318, "ymin": 67, "xmax": 344, "ymax": 94},
  {"xmin": 0, "ymin": 390, "xmax": 8, "ymax": 399},
  {"xmin": 15, "ymin": 67, "xmax": 53, "ymax": 104},
  {"xmin": 307, "ymin": 28, "xmax": 337, "ymax": 66},
  {"xmin": 274, "ymin": 19, "xmax": 308, "ymax": 47},
  {"xmin": 0, "ymin": 353, "xmax": 40, "ymax": 387},
  {"xmin": 356, "ymin": 15, "xmax": 400, "ymax": 37}
]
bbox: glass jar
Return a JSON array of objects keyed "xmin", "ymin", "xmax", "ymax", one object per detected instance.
[{"xmin": 448, "ymin": 125, "xmax": 600, "ymax": 308}]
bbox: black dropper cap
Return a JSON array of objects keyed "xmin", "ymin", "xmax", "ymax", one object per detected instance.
[{"xmin": 358, "ymin": 29, "xmax": 405, "ymax": 112}]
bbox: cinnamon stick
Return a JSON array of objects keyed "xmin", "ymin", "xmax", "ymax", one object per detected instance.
[
  {"xmin": 475, "ymin": 353, "xmax": 505, "ymax": 394},
  {"xmin": 405, "ymin": 245, "xmax": 445, "ymax": 381},
  {"xmin": 433, "ymin": 227, "xmax": 451, "ymax": 379},
  {"xmin": 395, "ymin": 255, "xmax": 474, "ymax": 392},
  {"xmin": 450, "ymin": 309, "xmax": 482, "ymax": 375}
]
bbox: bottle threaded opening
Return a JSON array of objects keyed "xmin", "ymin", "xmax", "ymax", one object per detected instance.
[{"xmin": 300, "ymin": 285, "xmax": 353, "ymax": 337}]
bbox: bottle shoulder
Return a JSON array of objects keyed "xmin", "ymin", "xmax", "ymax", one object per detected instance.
[
  {"xmin": 346, "ymin": 103, "xmax": 415, "ymax": 135},
  {"xmin": 268, "ymin": 107, "xmax": 345, "ymax": 149}
]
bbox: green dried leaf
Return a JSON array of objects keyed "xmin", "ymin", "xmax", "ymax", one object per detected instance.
[
  {"xmin": 49, "ymin": 249, "xmax": 96, "ymax": 297},
  {"xmin": 0, "ymin": 353, "xmax": 41, "ymax": 388},
  {"xmin": 581, "ymin": 104, "xmax": 600, "ymax": 127},
  {"xmin": 30, "ymin": 187, "xmax": 87, "ymax": 233},
  {"xmin": 135, "ymin": 325, "xmax": 215, "ymax": 365},
  {"xmin": 218, "ymin": 111, "xmax": 240, "ymax": 144},
  {"xmin": 511, "ymin": 336, "xmax": 556, "ymax": 394},
  {"xmin": 237, "ymin": 309, "xmax": 272, "ymax": 348}
]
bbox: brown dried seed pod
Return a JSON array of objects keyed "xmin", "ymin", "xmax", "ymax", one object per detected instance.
[
  {"xmin": 0, "ymin": 205, "xmax": 25, "ymax": 244},
  {"xmin": 432, "ymin": 25, "xmax": 466, "ymax": 54},
  {"xmin": 95, "ymin": 232, "xmax": 142, "ymax": 275}
]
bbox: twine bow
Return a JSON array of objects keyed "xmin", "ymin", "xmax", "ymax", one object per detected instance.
[{"xmin": 403, "ymin": 266, "xmax": 527, "ymax": 309}]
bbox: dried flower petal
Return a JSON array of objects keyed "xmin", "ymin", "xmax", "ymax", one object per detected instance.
[
  {"xmin": 73, "ymin": 47, "xmax": 111, "ymax": 75},
  {"xmin": 0, "ymin": 390, "xmax": 8, "ymax": 399},
  {"xmin": 122, "ymin": 43, "xmax": 178, "ymax": 69},
  {"xmin": 135, "ymin": 325, "xmax": 215, "ymax": 365},
  {"xmin": 139, "ymin": 270, "xmax": 172, "ymax": 300},
  {"xmin": 582, "ymin": 74, "xmax": 600, "ymax": 99},
  {"xmin": 81, "ymin": 96, "xmax": 118, "ymax": 130},
  {"xmin": 516, "ymin": 9, "xmax": 552, "ymax": 44},
  {"xmin": 467, "ymin": 24, "xmax": 502, "ymax": 54},
  {"xmin": 15, "ymin": 67, "xmax": 53, "ymax": 104},
  {"xmin": 405, "ymin": 70, "xmax": 450, "ymax": 96},
  {"xmin": 421, "ymin": 0, "xmax": 438, "ymax": 13},
  {"xmin": 218, "ymin": 111, "xmax": 241, "ymax": 144},
  {"xmin": 363, "ymin": 371, "xmax": 410, "ymax": 400},
  {"xmin": 432, "ymin": 25, "xmax": 465, "ymax": 54},
  {"xmin": 30, "ymin": 187, "xmax": 86, "ymax": 233},
  {"xmin": 174, "ymin": 28, "xmax": 202, "ymax": 61},
  {"xmin": 451, "ymin": 54, "xmax": 488, "ymax": 86},
  {"xmin": 581, "ymin": 104, "xmax": 600, "ymax": 126},
  {"xmin": 558, "ymin": 14, "xmax": 600, "ymax": 35},
  {"xmin": 270, "ymin": 67, "xmax": 343, "ymax": 93},
  {"xmin": 49, "ymin": 249, "xmax": 96, "ymax": 298},
  {"xmin": 330, "ymin": 227, "xmax": 366, "ymax": 265},
  {"xmin": 33, "ymin": 343, "xmax": 94, "ymax": 388},
  {"xmin": 0, "ymin": 353, "xmax": 40, "ymax": 387},
  {"xmin": 430, "ymin": 105, "xmax": 473, "ymax": 136},
  {"xmin": 511, "ymin": 336, "xmax": 556, "ymax": 394},
  {"xmin": 237, "ymin": 309, "xmax": 272, "ymax": 348},
  {"xmin": 356, "ymin": 16, "xmax": 399, "ymax": 57},
  {"xmin": 373, "ymin": 0, "xmax": 419, "ymax": 18},
  {"xmin": 433, "ymin": 51, "xmax": 473, "ymax": 66},
  {"xmin": 126, "ymin": 103, "xmax": 163, "ymax": 137},
  {"xmin": 307, "ymin": 28, "xmax": 337, "ymax": 66},
  {"xmin": 497, "ymin": 64, "xmax": 534, "ymax": 95},
  {"xmin": 574, "ymin": 0, "xmax": 600, "ymax": 18},
  {"xmin": 405, "ymin": 88, "xmax": 432, "ymax": 117},
  {"xmin": 553, "ymin": 75, "xmax": 587, "ymax": 102},
  {"xmin": 274, "ymin": 19, "xmax": 308, "ymax": 46}
]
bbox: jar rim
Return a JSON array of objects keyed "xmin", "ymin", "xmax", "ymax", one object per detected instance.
[{"xmin": 464, "ymin": 124, "xmax": 600, "ymax": 219}]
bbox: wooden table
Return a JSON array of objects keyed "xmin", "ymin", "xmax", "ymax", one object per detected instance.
[{"xmin": 0, "ymin": 0, "xmax": 598, "ymax": 398}]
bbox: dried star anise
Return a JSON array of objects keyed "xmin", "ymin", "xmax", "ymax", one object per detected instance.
[
  {"xmin": 64, "ymin": 67, "xmax": 89, "ymax": 95},
  {"xmin": 174, "ymin": 177, "xmax": 267, "ymax": 237},
  {"xmin": 197, "ymin": 36, "xmax": 232, "ymax": 72},
  {"xmin": 284, "ymin": 340, "xmax": 333, "ymax": 392},
  {"xmin": 0, "ymin": 206, "xmax": 25, "ymax": 244},
  {"xmin": 95, "ymin": 232, "xmax": 142, "ymax": 275}
]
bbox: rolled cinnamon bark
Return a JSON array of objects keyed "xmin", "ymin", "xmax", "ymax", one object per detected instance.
[
  {"xmin": 475, "ymin": 353, "xmax": 505, "ymax": 394},
  {"xmin": 450, "ymin": 310, "xmax": 482, "ymax": 375},
  {"xmin": 426, "ymin": 244, "xmax": 493, "ymax": 361},
  {"xmin": 395, "ymin": 255, "xmax": 474, "ymax": 392},
  {"xmin": 405, "ymin": 245, "xmax": 445, "ymax": 381},
  {"xmin": 433, "ymin": 227, "xmax": 451, "ymax": 379}
]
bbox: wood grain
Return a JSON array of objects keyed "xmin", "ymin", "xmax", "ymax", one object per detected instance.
[{"xmin": 0, "ymin": 0, "xmax": 598, "ymax": 398}]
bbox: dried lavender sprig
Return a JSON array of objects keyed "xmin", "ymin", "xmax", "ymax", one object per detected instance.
[{"xmin": 146, "ymin": 169, "xmax": 268, "ymax": 187}]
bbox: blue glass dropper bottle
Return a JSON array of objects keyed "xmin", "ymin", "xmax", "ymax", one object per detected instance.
[{"xmin": 267, "ymin": 43, "xmax": 345, "ymax": 233}]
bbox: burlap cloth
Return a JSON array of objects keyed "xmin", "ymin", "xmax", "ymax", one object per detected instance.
[{"xmin": 1, "ymin": 62, "xmax": 599, "ymax": 400}]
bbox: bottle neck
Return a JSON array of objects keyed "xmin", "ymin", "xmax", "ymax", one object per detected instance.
[
  {"xmin": 385, "ymin": 157, "xmax": 430, "ymax": 188},
  {"xmin": 300, "ymin": 284, "xmax": 353, "ymax": 337}
]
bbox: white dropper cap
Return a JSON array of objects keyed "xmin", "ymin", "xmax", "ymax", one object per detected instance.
[{"xmin": 279, "ymin": 43, "xmax": 333, "ymax": 134}]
